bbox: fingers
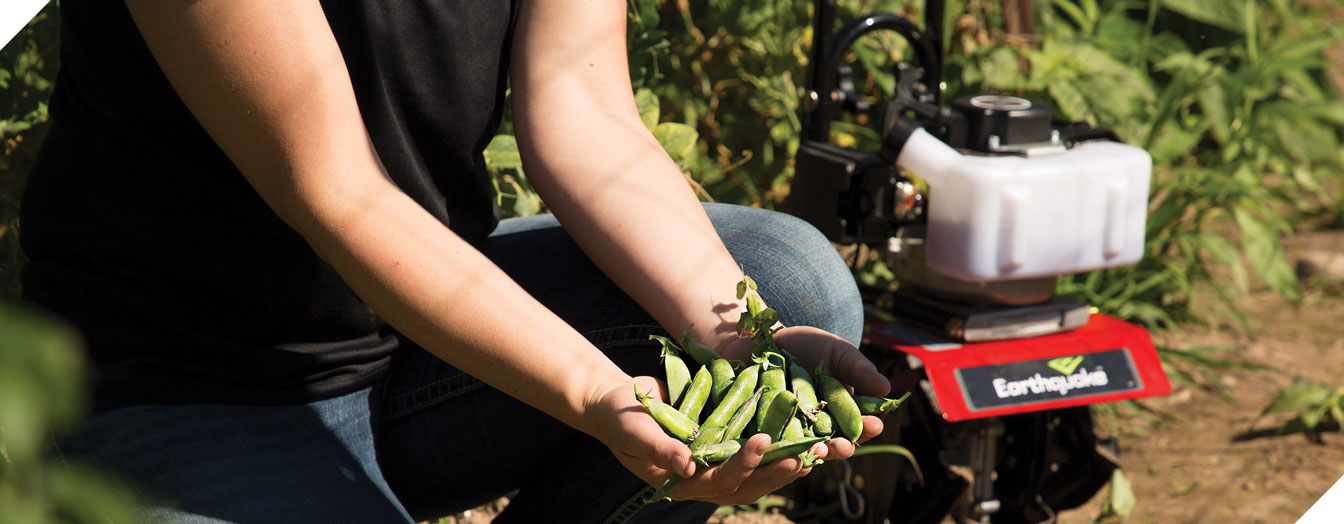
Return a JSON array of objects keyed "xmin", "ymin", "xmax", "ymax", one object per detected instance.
[
  {"xmin": 775, "ymin": 326, "xmax": 889, "ymax": 396},
  {"xmin": 856, "ymin": 415, "xmax": 883, "ymax": 445},
  {"xmin": 625, "ymin": 408, "xmax": 698, "ymax": 478},
  {"xmin": 669, "ymin": 433, "xmax": 813, "ymax": 505},
  {"xmin": 828, "ymin": 337, "xmax": 890, "ymax": 398}
]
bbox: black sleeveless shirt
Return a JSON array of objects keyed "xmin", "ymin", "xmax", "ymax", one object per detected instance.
[{"xmin": 20, "ymin": 1, "xmax": 516, "ymax": 410}]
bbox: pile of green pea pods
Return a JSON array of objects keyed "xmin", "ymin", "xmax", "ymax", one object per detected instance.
[{"xmin": 636, "ymin": 277, "xmax": 906, "ymax": 503}]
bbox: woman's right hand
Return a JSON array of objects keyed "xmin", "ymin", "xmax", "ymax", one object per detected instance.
[{"xmin": 583, "ymin": 376, "xmax": 829, "ymax": 505}]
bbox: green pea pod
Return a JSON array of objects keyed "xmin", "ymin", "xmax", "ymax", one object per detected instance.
[
  {"xmin": 816, "ymin": 362, "xmax": 863, "ymax": 442},
  {"xmin": 692, "ymin": 438, "xmax": 746, "ymax": 466},
  {"xmin": 761, "ymin": 436, "xmax": 828, "ymax": 465},
  {"xmin": 758, "ymin": 389, "xmax": 798, "ymax": 441},
  {"xmin": 690, "ymin": 426, "xmax": 727, "ymax": 453},
  {"xmin": 650, "ymin": 335, "xmax": 692, "ymax": 406},
  {"xmin": 755, "ymin": 367, "xmax": 786, "ymax": 431},
  {"xmin": 788, "ymin": 360, "xmax": 822, "ymax": 422},
  {"xmin": 759, "ymin": 367, "xmax": 786, "ymax": 396},
  {"xmin": 636, "ymin": 386, "xmax": 699, "ymax": 444},
  {"xmin": 701, "ymin": 365, "xmax": 759, "ymax": 431},
  {"xmin": 643, "ymin": 475, "xmax": 687, "ymax": 504},
  {"xmin": 723, "ymin": 387, "xmax": 765, "ymax": 441},
  {"xmin": 707, "ymin": 358, "xmax": 737, "ymax": 407},
  {"xmin": 678, "ymin": 324, "xmax": 722, "ymax": 365},
  {"xmin": 782, "ymin": 415, "xmax": 805, "ymax": 440},
  {"xmin": 677, "ymin": 366, "xmax": 713, "ymax": 422},
  {"xmin": 853, "ymin": 392, "xmax": 910, "ymax": 415},
  {"xmin": 755, "ymin": 387, "xmax": 781, "ymax": 432},
  {"xmin": 811, "ymin": 410, "xmax": 834, "ymax": 436}
]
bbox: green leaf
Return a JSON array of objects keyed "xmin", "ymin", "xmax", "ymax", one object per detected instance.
[
  {"xmin": 1196, "ymin": 80, "xmax": 1230, "ymax": 144},
  {"xmin": 979, "ymin": 47, "xmax": 1024, "ymax": 90},
  {"xmin": 635, "ymin": 88, "xmax": 660, "ymax": 131},
  {"xmin": 633, "ymin": 0, "xmax": 660, "ymax": 32},
  {"xmin": 1233, "ymin": 207, "xmax": 1301, "ymax": 302},
  {"xmin": 1197, "ymin": 233, "xmax": 1248, "ymax": 295},
  {"xmin": 652, "ymin": 122, "xmax": 699, "ymax": 163},
  {"xmin": 1160, "ymin": 0, "xmax": 1249, "ymax": 34},
  {"xmin": 1097, "ymin": 469, "xmax": 1137, "ymax": 522},
  {"xmin": 482, "ymin": 134, "xmax": 522, "ymax": 171},
  {"xmin": 1261, "ymin": 379, "xmax": 1332, "ymax": 416}
]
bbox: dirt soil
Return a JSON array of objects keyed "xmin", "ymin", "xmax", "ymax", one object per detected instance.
[{"xmin": 440, "ymin": 230, "xmax": 1344, "ymax": 524}]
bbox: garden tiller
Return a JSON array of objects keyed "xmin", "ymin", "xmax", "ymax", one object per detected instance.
[{"xmin": 786, "ymin": 1, "xmax": 1171, "ymax": 522}]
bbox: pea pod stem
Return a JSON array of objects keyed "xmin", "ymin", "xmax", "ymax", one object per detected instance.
[
  {"xmin": 853, "ymin": 392, "xmax": 911, "ymax": 416},
  {"xmin": 643, "ymin": 475, "xmax": 687, "ymax": 504},
  {"xmin": 678, "ymin": 324, "xmax": 723, "ymax": 365}
]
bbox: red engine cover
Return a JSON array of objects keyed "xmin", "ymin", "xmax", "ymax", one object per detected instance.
[{"xmin": 866, "ymin": 313, "xmax": 1170, "ymax": 421}]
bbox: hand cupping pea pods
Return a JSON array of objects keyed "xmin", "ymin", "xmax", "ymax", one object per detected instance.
[{"xmin": 636, "ymin": 275, "xmax": 904, "ymax": 504}]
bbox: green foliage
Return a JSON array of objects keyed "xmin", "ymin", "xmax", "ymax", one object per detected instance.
[
  {"xmin": 1158, "ymin": 344, "xmax": 1273, "ymax": 402},
  {"xmin": 1092, "ymin": 469, "xmax": 1136, "ymax": 524},
  {"xmin": 0, "ymin": 2, "xmax": 58, "ymax": 301},
  {"xmin": 1257, "ymin": 377, "xmax": 1344, "ymax": 438},
  {"xmin": 0, "ymin": 302, "xmax": 145, "ymax": 524}
]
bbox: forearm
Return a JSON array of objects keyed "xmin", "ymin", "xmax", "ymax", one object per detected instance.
[
  {"xmin": 305, "ymin": 181, "xmax": 630, "ymax": 433},
  {"xmin": 125, "ymin": 0, "xmax": 629, "ymax": 435},
  {"xmin": 512, "ymin": 0, "xmax": 752, "ymax": 355}
]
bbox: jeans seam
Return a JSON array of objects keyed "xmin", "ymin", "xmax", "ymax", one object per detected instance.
[
  {"xmin": 602, "ymin": 485, "xmax": 656, "ymax": 524},
  {"xmin": 586, "ymin": 323, "xmax": 666, "ymax": 349},
  {"xmin": 380, "ymin": 372, "xmax": 486, "ymax": 423}
]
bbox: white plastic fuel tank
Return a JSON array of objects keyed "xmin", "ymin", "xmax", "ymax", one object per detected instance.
[{"xmin": 896, "ymin": 128, "xmax": 1152, "ymax": 282}]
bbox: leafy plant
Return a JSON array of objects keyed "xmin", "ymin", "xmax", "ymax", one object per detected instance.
[
  {"xmin": 0, "ymin": 302, "xmax": 145, "ymax": 524},
  {"xmin": 1256, "ymin": 377, "xmax": 1344, "ymax": 441},
  {"xmin": 0, "ymin": 2, "xmax": 58, "ymax": 301}
]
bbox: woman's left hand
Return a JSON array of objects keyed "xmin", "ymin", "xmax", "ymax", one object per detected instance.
[{"xmin": 720, "ymin": 325, "xmax": 891, "ymax": 446}]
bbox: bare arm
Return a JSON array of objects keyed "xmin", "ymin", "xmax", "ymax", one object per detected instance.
[
  {"xmin": 510, "ymin": 0, "xmax": 752, "ymax": 352},
  {"xmin": 121, "ymin": 0, "xmax": 641, "ymax": 455},
  {"xmin": 510, "ymin": 0, "xmax": 889, "ymax": 500}
]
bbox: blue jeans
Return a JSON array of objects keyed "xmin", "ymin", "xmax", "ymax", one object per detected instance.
[{"xmin": 60, "ymin": 204, "xmax": 864, "ymax": 523}]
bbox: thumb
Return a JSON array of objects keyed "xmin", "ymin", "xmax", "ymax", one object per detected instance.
[
  {"xmin": 624, "ymin": 410, "xmax": 697, "ymax": 478},
  {"xmin": 644, "ymin": 428, "xmax": 697, "ymax": 478}
]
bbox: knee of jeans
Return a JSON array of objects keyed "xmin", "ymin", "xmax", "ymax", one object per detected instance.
[{"xmin": 706, "ymin": 203, "xmax": 864, "ymax": 345}]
